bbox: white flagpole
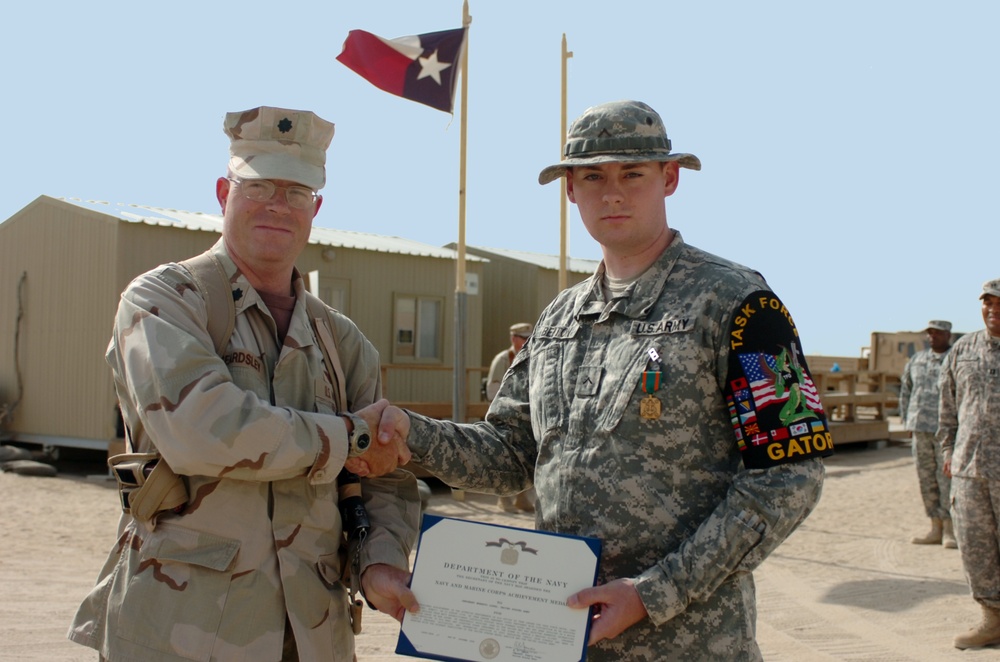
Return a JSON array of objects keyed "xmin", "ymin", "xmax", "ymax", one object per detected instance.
[{"xmin": 453, "ymin": 0, "xmax": 472, "ymax": 422}]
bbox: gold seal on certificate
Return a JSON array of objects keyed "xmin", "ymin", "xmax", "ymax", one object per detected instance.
[
  {"xmin": 479, "ymin": 638, "xmax": 500, "ymax": 659},
  {"xmin": 396, "ymin": 515, "xmax": 602, "ymax": 662}
]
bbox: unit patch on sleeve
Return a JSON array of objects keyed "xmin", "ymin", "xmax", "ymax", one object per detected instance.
[{"xmin": 725, "ymin": 291, "xmax": 834, "ymax": 468}]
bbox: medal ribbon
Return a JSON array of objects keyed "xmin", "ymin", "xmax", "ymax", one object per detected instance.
[{"xmin": 642, "ymin": 371, "xmax": 661, "ymax": 394}]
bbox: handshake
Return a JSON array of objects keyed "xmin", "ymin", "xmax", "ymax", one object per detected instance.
[{"xmin": 342, "ymin": 400, "xmax": 413, "ymax": 478}]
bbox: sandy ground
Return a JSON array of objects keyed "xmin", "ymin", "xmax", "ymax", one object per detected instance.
[{"xmin": 2, "ymin": 440, "xmax": 998, "ymax": 661}]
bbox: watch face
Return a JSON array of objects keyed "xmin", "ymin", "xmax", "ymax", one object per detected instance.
[{"xmin": 355, "ymin": 432, "xmax": 371, "ymax": 452}]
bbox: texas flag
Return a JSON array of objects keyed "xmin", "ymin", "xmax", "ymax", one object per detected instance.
[{"xmin": 337, "ymin": 27, "xmax": 467, "ymax": 113}]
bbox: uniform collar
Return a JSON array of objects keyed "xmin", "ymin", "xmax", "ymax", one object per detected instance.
[
  {"xmin": 210, "ymin": 239, "xmax": 314, "ymax": 346},
  {"xmin": 209, "ymin": 238, "xmax": 255, "ymax": 313},
  {"xmin": 575, "ymin": 230, "xmax": 685, "ymax": 322}
]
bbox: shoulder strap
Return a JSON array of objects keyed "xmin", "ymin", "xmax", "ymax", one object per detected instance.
[
  {"xmin": 305, "ymin": 292, "xmax": 348, "ymax": 411},
  {"xmin": 115, "ymin": 250, "xmax": 234, "ymax": 524},
  {"xmin": 180, "ymin": 250, "xmax": 235, "ymax": 356}
]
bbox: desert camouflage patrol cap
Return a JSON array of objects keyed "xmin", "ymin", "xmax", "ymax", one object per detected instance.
[
  {"xmin": 509, "ymin": 322, "xmax": 533, "ymax": 337},
  {"xmin": 980, "ymin": 278, "xmax": 1000, "ymax": 300},
  {"xmin": 538, "ymin": 100, "xmax": 701, "ymax": 185},
  {"xmin": 224, "ymin": 106, "xmax": 335, "ymax": 190},
  {"xmin": 926, "ymin": 320, "xmax": 952, "ymax": 332}
]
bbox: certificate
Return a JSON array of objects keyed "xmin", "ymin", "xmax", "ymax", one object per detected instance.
[{"xmin": 396, "ymin": 515, "xmax": 601, "ymax": 662}]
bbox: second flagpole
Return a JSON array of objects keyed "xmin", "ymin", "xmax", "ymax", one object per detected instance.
[{"xmin": 559, "ymin": 33, "xmax": 573, "ymax": 291}]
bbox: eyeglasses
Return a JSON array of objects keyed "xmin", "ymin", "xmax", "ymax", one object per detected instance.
[{"xmin": 227, "ymin": 178, "xmax": 318, "ymax": 209}]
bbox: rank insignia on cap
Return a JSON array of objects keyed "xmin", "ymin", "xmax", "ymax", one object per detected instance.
[{"xmin": 223, "ymin": 106, "xmax": 335, "ymax": 191}]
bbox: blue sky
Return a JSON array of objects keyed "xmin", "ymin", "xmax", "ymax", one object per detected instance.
[{"xmin": 4, "ymin": 1, "xmax": 997, "ymax": 358}]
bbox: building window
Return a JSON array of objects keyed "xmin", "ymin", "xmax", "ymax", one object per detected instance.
[
  {"xmin": 307, "ymin": 271, "xmax": 350, "ymax": 314},
  {"xmin": 393, "ymin": 294, "xmax": 443, "ymax": 362},
  {"xmin": 321, "ymin": 278, "xmax": 350, "ymax": 314}
]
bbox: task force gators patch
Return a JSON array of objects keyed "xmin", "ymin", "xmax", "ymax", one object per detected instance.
[{"xmin": 725, "ymin": 291, "xmax": 834, "ymax": 468}]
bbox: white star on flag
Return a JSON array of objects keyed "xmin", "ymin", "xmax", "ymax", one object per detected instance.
[{"xmin": 416, "ymin": 50, "xmax": 452, "ymax": 85}]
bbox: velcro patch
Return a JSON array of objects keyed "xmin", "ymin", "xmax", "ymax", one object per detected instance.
[
  {"xmin": 631, "ymin": 317, "xmax": 692, "ymax": 335},
  {"xmin": 575, "ymin": 366, "xmax": 603, "ymax": 397}
]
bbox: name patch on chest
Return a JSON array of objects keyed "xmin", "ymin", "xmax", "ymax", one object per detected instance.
[
  {"xmin": 223, "ymin": 350, "xmax": 263, "ymax": 373},
  {"xmin": 534, "ymin": 324, "xmax": 576, "ymax": 340},
  {"xmin": 631, "ymin": 318, "xmax": 691, "ymax": 335}
]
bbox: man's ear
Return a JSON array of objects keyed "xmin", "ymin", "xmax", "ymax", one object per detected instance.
[
  {"xmin": 216, "ymin": 177, "xmax": 230, "ymax": 211},
  {"xmin": 565, "ymin": 173, "xmax": 576, "ymax": 203},
  {"xmin": 663, "ymin": 162, "xmax": 680, "ymax": 198}
]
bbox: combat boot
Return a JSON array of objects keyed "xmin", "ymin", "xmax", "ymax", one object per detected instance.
[
  {"xmin": 941, "ymin": 519, "xmax": 958, "ymax": 549},
  {"xmin": 954, "ymin": 605, "xmax": 1000, "ymax": 649},
  {"xmin": 497, "ymin": 495, "xmax": 519, "ymax": 513},
  {"xmin": 911, "ymin": 517, "xmax": 943, "ymax": 545}
]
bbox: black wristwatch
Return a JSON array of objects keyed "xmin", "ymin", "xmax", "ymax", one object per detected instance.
[{"xmin": 340, "ymin": 413, "xmax": 372, "ymax": 457}]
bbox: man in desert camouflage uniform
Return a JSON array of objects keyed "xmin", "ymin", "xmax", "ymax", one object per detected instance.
[
  {"xmin": 68, "ymin": 106, "xmax": 418, "ymax": 661},
  {"xmin": 378, "ymin": 100, "xmax": 832, "ymax": 660},
  {"xmin": 900, "ymin": 319, "xmax": 955, "ymax": 547},
  {"xmin": 939, "ymin": 278, "xmax": 1000, "ymax": 650},
  {"xmin": 485, "ymin": 322, "xmax": 534, "ymax": 402}
]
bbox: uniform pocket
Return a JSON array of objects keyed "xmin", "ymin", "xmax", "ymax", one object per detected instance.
[
  {"xmin": 530, "ymin": 341, "xmax": 567, "ymax": 438},
  {"xmin": 954, "ymin": 358, "xmax": 985, "ymax": 401},
  {"xmin": 600, "ymin": 348, "xmax": 652, "ymax": 433},
  {"xmin": 117, "ymin": 526, "xmax": 240, "ymax": 661}
]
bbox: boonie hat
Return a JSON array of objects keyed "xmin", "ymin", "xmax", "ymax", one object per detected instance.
[
  {"xmin": 980, "ymin": 278, "xmax": 1000, "ymax": 300},
  {"xmin": 509, "ymin": 322, "xmax": 533, "ymax": 337},
  {"xmin": 538, "ymin": 100, "xmax": 701, "ymax": 185},
  {"xmin": 926, "ymin": 320, "xmax": 952, "ymax": 332},
  {"xmin": 224, "ymin": 106, "xmax": 335, "ymax": 190}
]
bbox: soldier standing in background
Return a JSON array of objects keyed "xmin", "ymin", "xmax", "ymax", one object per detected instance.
[
  {"xmin": 939, "ymin": 279, "xmax": 1000, "ymax": 649},
  {"xmin": 485, "ymin": 322, "xmax": 535, "ymax": 512},
  {"xmin": 485, "ymin": 322, "xmax": 534, "ymax": 402},
  {"xmin": 899, "ymin": 319, "xmax": 955, "ymax": 548},
  {"xmin": 370, "ymin": 100, "xmax": 833, "ymax": 660}
]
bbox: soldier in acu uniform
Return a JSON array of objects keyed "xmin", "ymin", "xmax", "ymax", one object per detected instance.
[
  {"xmin": 68, "ymin": 106, "xmax": 418, "ymax": 661},
  {"xmin": 374, "ymin": 100, "xmax": 833, "ymax": 660},
  {"xmin": 939, "ymin": 278, "xmax": 1000, "ymax": 649},
  {"xmin": 899, "ymin": 319, "xmax": 955, "ymax": 547}
]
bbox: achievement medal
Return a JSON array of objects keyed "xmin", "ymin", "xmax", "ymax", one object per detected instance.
[{"xmin": 641, "ymin": 347, "xmax": 663, "ymax": 420}]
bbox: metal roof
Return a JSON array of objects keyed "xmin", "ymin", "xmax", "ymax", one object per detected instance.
[
  {"xmin": 457, "ymin": 244, "xmax": 600, "ymax": 274},
  {"xmin": 58, "ymin": 198, "xmax": 483, "ymax": 261}
]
